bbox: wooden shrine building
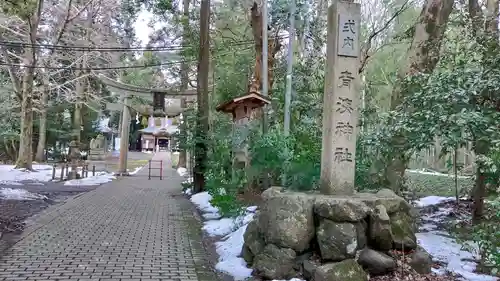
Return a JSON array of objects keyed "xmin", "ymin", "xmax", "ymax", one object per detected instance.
[{"xmin": 216, "ymin": 91, "xmax": 271, "ymax": 168}]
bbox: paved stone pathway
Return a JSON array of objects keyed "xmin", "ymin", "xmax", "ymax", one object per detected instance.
[{"xmin": 0, "ymin": 152, "xmax": 217, "ymax": 281}]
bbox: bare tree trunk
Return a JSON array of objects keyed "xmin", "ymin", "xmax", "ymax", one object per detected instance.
[
  {"xmin": 35, "ymin": 83, "xmax": 49, "ymax": 162},
  {"xmin": 385, "ymin": 0, "xmax": 454, "ymax": 193},
  {"xmin": 178, "ymin": 0, "xmax": 190, "ymax": 169},
  {"xmin": 248, "ymin": 1, "xmax": 281, "ymax": 95},
  {"xmin": 10, "ymin": 0, "xmax": 44, "ymax": 169},
  {"xmin": 473, "ymin": 140, "xmax": 489, "ymax": 223},
  {"xmin": 193, "ymin": 0, "xmax": 210, "ymax": 193},
  {"xmin": 16, "ymin": 69, "xmax": 35, "ymax": 169},
  {"xmin": 74, "ymin": 74, "xmax": 84, "ymax": 143}
]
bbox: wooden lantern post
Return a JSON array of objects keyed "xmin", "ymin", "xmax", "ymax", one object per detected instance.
[{"xmin": 216, "ymin": 91, "xmax": 271, "ymax": 171}]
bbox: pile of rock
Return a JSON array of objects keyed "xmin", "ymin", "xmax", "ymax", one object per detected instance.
[{"xmin": 241, "ymin": 187, "xmax": 432, "ymax": 281}]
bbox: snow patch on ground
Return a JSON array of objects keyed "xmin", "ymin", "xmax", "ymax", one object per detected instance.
[
  {"xmin": 0, "ymin": 187, "xmax": 47, "ymax": 200},
  {"xmin": 417, "ymin": 232, "xmax": 497, "ymax": 281},
  {"xmin": 0, "ymin": 164, "xmax": 55, "ymax": 184},
  {"xmin": 190, "ymin": 192, "xmax": 219, "ymax": 214},
  {"xmin": 64, "ymin": 172, "xmax": 116, "ymax": 186},
  {"xmin": 188, "ymin": 191, "xmax": 304, "ymax": 281},
  {"xmin": 416, "ymin": 196, "xmax": 499, "ymax": 281},
  {"xmin": 0, "ymin": 164, "xmax": 119, "ymax": 186},
  {"xmin": 129, "ymin": 166, "xmax": 143, "ymax": 175},
  {"xmin": 415, "ymin": 195, "xmax": 456, "ymax": 207},
  {"xmin": 177, "ymin": 167, "xmax": 188, "ymax": 177}
]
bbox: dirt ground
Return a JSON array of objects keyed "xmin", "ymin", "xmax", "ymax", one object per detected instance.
[{"xmin": 0, "ymin": 181, "xmax": 98, "ymax": 257}]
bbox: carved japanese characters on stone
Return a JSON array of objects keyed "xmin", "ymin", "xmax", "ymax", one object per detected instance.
[
  {"xmin": 336, "ymin": 97, "xmax": 353, "ymax": 114},
  {"xmin": 334, "ymin": 147, "xmax": 353, "ymax": 163},
  {"xmin": 338, "ymin": 14, "xmax": 359, "ymax": 58},
  {"xmin": 338, "ymin": 70, "xmax": 355, "ymax": 88},
  {"xmin": 335, "ymin": 121, "xmax": 354, "ymax": 137}
]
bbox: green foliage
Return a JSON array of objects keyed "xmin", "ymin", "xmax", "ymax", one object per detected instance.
[
  {"xmin": 466, "ymin": 199, "xmax": 500, "ymax": 276},
  {"xmin": 249, "ymin": 125, "xmax": 292, "ymax": 186},
  {"xmin": 204, "ymin": 118, "xmax": 245, "ymax": 216}
]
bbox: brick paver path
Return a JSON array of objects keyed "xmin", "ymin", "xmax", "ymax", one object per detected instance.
[{"xmin": 0, "ymin": 152, "xmax": 217, "ymax": 281}]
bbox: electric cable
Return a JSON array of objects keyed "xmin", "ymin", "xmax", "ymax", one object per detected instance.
[
  {"xmin": 0, "ymin": 35, "xmax": 287, "ymax": 52},
  {"xmin": 0, "ymin": 45, "xmax": 255, "ymax": 70}
]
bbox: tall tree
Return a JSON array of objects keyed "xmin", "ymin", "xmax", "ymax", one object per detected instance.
[
  {"xmin": 0, "ymin": 0, "xmax": 45, "ymax": 169},
  {"xmin": 248, "ymin": 0, "xmax": 281, "ymax": 95},
  {"xmin": 467, "ymin": 0, "xmax": 499, "ymax": 222},
  {"xmin": 193, "ymin": 0, "xmax": 210, "ymax": 193},
  {"xmin": 384, "ymin": 0, "xmax": 454, "ymax": 193},
  {"xmin": 178, "ymin": 0, "xmax": 190, "ymax": 169}
]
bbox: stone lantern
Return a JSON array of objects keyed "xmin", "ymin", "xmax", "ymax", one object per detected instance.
[{"xmin": 68, "ymin": 139, "xmax": 81, "ymax": 180}]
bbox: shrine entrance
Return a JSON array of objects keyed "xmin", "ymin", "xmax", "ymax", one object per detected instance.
[{"xmin": 157, "ymin": 138, "xmax": 169, "ymax": 151}]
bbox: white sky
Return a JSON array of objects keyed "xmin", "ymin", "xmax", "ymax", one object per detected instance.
[{"xmin": 134, "ymin": 10, "xmax": 155, "ymax": 47}]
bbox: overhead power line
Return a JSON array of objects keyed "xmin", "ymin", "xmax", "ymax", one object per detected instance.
[
  {"xmin": 0, "ymin": 35, "xmax": 288, "ymax": 52},
  {"xmin": 0, "ymin": 46, "xmax": 255, "ymax": 70}
]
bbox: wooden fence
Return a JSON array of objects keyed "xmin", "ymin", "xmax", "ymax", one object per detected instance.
[{"xmin": 50, "ymin": 162, "xmax": 97, "ymax": 181}]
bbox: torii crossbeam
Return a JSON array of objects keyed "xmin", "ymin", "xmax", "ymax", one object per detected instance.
[{"xmin": 97, "ymin": 74, "xmax": 198, "ymax": 175}]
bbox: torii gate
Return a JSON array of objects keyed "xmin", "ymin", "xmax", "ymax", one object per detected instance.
[{"xmin": 97, "ymin": 74, "xmax": 197, "ymax": 175}]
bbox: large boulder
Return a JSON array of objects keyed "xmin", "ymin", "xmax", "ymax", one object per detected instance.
[
  {"xmin": 314, "ymin": 196, "xmax": 371, "ymax": 222},
  {"xmin": 369, "ymin": 204, "xmax": 393, "ymax": 251},
  {"xmin": 302, "ymin": 259, "xmax": 320, "ymax": 280},
  {"xmin": 241, "ymin": 244, "xmax": 254, "ymax": 264},
  {"xmin": 409, "ymin": 248, "xmax": 433, "ymax": 274},
  {"xmin": 316, "ymin": 219, "xmax": 361, "ymax": 261},
  {"xmin": 314, "ymin": 259, "xmax": 369, "ymax": 281},
  {"xmin": 374, "ymin": 189, "xmax": 414, "ymax": 215},
  {"xmin": 390, "ymin": 212, "xmax": 417, "ymax": 250},
  {"xmin": 357, "ymin": 248, "xmax": 397, "ymax": 276},
  {"xmin": 252, "ymin": 244, "xmax": 297, "ymax": 280},
  {"xmin": 242, "ymin": 218, "xmax": 265, "ymax": 262},
  {"xmin": 258, "ymin": 192, "xmax": 315, "ymax": 252}
]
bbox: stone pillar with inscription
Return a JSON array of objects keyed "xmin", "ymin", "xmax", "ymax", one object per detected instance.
[{"xmin": 320, "ymin": 0, "xmax": 361, "ymax": 195}]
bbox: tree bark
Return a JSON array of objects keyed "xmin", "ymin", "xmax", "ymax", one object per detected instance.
[
  {"xmin": 385, "ymin": 0, "xmax": 454, "ymax": 193},
  {"xmin": 35, "ymin": 82, "xmax": 49, "ymax": 162},
  {"xmin": 467, "ymin": 0, "xmax": 498, "ymax": 222},
  {"xmin": 472, "ymin": 140, "xmax": 489, "ymax": 224},
  {"xmin": 178, "ymin": 0, "xmax": 190, "ymax": 169},
  {"xmin": 74, "ymin": 72, "xmax": 84, "ymax": 143},
  {"xmin": 193, "ymin": 0, "xmax": 210, "ymax": 193},
  {"xmin": 248, "ymin": 1, "xmax": 281, "ymax": 95},
  {"xmin": 15, "ymin": 1, "xmax": 44, "ymax": 170}
]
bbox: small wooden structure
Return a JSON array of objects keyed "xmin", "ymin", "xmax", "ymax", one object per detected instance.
[{"xmin": 216, "ymin": 91, "xmax": 271, "ymax": 168}]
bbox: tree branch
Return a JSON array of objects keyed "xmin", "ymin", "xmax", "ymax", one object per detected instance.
[
  {"xmin": 359, "ymin": 0, "xmax": 410, "ymax": 74},
  {"xmin": 0, "ymin": 46, "xmax": 22, "ymax": 98}
]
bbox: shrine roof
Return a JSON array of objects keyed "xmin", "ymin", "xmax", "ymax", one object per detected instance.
[
  {"xmin": 216, "ymin": 91, "xmax": 271, "ymax": 113},
  {"xmin": 139, "ymin": 125, "xmax": 179, "ymax": 136}
]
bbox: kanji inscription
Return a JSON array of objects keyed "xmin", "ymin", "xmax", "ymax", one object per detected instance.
[
  {"xmin": 334, "ymin": 147, "xmax": 353, "ymax": 163},
  {"xmin": 335, "ymin": 121, "xmax": 354, "ymax": 136},
  {"xmin": 337, "ymin": 14, "xmax": 359, "ymax": 57},
  {"xmin": 338, "ymin": 70, "xmax": 355, "ymax": 88},
  {"xmin": 336, "ymin": 97, "xmax": 353, "ymax": 114},
  {"xmin": 320, "ymin": 1, "xmax": 361, "ymax": 195}
]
